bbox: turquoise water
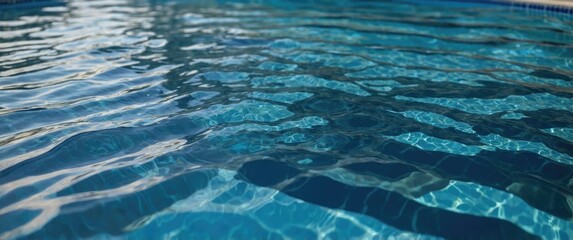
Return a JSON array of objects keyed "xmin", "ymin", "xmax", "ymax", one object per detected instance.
[{"xmin": 1, "ymin": 0, "xmax": 573, "ymax": 239}]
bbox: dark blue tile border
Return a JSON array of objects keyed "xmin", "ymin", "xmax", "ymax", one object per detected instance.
[
  {"xmin": 1, "ymin": 0, "xmax": 571, "ymax": 16},
  {"xmin": 406, "ymin": 0, "xmax": 573, "ymax": 15},
  {"xmin": 0, "ymin": 0, "xmax": 66, "ymax": 9}
]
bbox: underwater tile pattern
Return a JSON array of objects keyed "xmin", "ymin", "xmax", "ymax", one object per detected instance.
[{"xmin": 1, "ymin": 0, "xmax": 573, "ymax": 239}]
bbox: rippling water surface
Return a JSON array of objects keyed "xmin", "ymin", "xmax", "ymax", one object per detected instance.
[{"xmin": 1, "ymin": 0, "xmax": 573, "ymax": 239}]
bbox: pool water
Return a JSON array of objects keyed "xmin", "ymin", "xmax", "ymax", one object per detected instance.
[{"xmin": 1, "ymin": 0, "xmax": 573, "ymax": 239}]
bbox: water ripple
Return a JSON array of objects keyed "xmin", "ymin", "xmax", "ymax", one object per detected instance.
[{"xmin": 1, "ymin": 0, "xmax": 573, "ymax": 239}]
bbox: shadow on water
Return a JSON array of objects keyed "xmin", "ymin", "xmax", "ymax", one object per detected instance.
[{"xmin": 238, "ymin": 159, "xmax": 540, "ymax": 240}]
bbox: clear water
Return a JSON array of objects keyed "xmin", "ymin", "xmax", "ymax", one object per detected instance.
[{"xmin": 1, "ymin": 0, "xmax": 573, "ymax": 239}]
